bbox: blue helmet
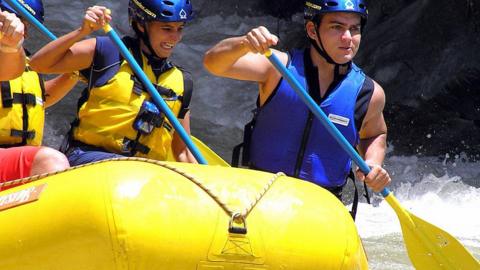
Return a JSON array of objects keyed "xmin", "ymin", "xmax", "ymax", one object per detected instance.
[
  {"xmin": 304, "ymin": 0, "xmax": 368, "ymax": 23},
  {"xmin": 128, "ymin": 0, "xmax": 193, "ymax": 25},
  {"xmin": 0, "ymin": 0, "xmax": 44, "ymax": 24}
]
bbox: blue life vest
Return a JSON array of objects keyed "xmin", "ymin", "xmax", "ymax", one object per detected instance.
[{"xmin": 250, "ymin": 49, "xmax": 366, "ymax": 188}]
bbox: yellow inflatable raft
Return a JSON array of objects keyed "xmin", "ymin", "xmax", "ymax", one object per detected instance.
[{"xmin": 0, "ymin": 158, "xmax": 368, "ymax": 269}]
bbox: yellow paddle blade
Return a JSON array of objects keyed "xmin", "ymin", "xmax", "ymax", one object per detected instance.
[
  {"xmin": 166, "ymin": 136, "xmax": 230, "ymax": 167},
  {"xmin": 384, "ymin": 194, "xmax": 480, "ymax": 270},
  {"xmin": 191, "ymin": 136, "xmax": 230, "ymax": 167}
]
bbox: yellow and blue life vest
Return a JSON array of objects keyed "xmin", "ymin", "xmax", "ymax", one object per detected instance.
[
  {"xmin": 71, "ymin": 37, "xmax": 192, "ymax": 161},
  {"xmin": 0, "ymin": 66, "xmax": 45, "ymax": 147}
]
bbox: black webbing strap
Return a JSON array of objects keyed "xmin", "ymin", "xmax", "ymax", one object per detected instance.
[
  {"xmin": 177, "ymin": 71, "xmax": 193, "ymax": 119},
  {"xmin": 1, "ymin": 81, "xmax": 13, "ymax": 108},
  {"xmin": 10, "ymin": 129, "xmax": 35, "ymax": 140},
  {"xmin": 231, "ymin": 143, "xmax": 243, "ymax": 167},
  {"xmin": 347, "ymin": 169, "xmax": 372, "ymax": 220},
  {"xmin": 131, "ymin": 76, "xmax": 144, "ymax": 96},
  {"xmin": 156, "ymin": 84, "xmax": 178, "ymax": 99},
  {"xmin": 348, "ymin": 170, "xmax": 360, "ymax": 220},
  {"xmin": 294, "ymin": 112, "xmax": 314, "ymax": 177},
  {"xmin": 12, "ymin": 93, "xmax": 37, "ymax": 105},
  {"xmin": 231, "ymin": 116, "xmax": 257, "ymax": 167},
  {"xmin": 122, "ymin": 137, "xmax": 150, "ymax": 155},
  {"xmin": 38, "ymin": 73, "xmax": 46, "ymax": 102},
  {"xmin": 363, "ymin": 180, "xmax": 371, "ymax": 204}
]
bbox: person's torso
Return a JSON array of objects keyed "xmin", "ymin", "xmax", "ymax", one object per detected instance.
[
  {"xmin": 0, "ymin": 67, "xmax": 45, "ymax": 147},
  {"xmin": 250, "ymin": 49, "xmax": 366, "ymax": 187},
  {"xmin": 72, "ymin": 37, "xmax": 187, "ymax": 160}
]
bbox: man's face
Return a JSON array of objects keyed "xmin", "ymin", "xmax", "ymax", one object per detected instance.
[{"xmin": 309, "ymin": 12, "xmax": 362, "ymax": 64}]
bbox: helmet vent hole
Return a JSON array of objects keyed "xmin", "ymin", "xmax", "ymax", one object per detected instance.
[
  {"xmin": 163, "ymin": 0, "xmax": 174, "ymax": 6},
  {"xmin": 161, "ymin": 10, "xmax": 174, "ymax": 17},
  {"xmin": 359, "ymin": 4, "xmax": 366, "ymax": 9},
  {"xmin": 325, "ymin": 1, "xmax": 339, "ymax": 7}
]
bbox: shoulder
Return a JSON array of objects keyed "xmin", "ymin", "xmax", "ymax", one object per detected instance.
[
  {"xmin": 357, "ymin": 71, "xmax": 385, "ymax": 109},
  {"xmin": 358, "ymin": 78, "xmax": 387, "ymax": 138},
  {"xmin": 362, "ymin": 78, "xmax": 386, "ymax": 124},
  {"xmin": 257, "ymin": 49, "xmax": 290, "ymax": 105},
  {"xmin": 175, "ymin": 64, "xmax": 191, "ymax": 76},
  {"xmin": 370, "ymin": 79, "xmax": 386, "ymax": 109},
  {"xmin": 263, "ymin": 49, "xmax": 288, "ymax": 88},
  {"xmin": 93, "ymin": 36, "xmax": 122, "ymax": 68},
  {"xmin": 80, "ymin": 36, "xmax": 125, "ymax": 86},
  {"xmin": 179, "ymin": 67, "xmax": 193, "ymax": 89},
  {"xmin": 168, "ymin": 64, "xmax": 193, "ymax": 92},
  {"xmin": 182, "ymin": 69, "xmax": 193, "ymax": 84},
  {"xmin": 169, "ymin": 64, "xmax": 193, "ymax": 83},
  {"xmin": 95, "ymin": 35, "xmax": 113, "ymax": 51}
]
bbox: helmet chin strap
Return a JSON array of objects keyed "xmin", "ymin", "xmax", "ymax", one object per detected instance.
[
  {"xmin": 133, "ymin": 22, "xmax": 162, "ymax": 59},
  {"xmin": 132, "ymin": 22, "xmax": 170, "ymax": 78},
  {"xmin": 309, "ymin": 23, "xmax": 350, "ymax": 79},
  {"xmin": 310, "ymin": 27, "xmax": 336, "ymax": 65}
]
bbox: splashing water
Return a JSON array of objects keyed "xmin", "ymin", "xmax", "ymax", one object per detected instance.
[{"xmin": 355, "ymin": 154, "xmax": 480, "ymax": 269}]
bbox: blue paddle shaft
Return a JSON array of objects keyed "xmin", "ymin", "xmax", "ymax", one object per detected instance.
[
  {"xmin": 266, "ymin": 51, "xmax": 390, "ymax": 197},
  {"xmin": 105, "ymin": 27, "xmax": 207, "ymax": 164},
  {"xmin": 3, "ymin": 0, "xmax": 57, "ymax": 40}
]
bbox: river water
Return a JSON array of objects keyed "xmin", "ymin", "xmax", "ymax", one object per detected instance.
[{"xmin": 27, "ymin": 0, "xmax": 480, "ymax": 268}]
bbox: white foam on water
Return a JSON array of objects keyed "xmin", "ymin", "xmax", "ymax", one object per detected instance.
[
  {"xmin": 355, "ymin": 154, "xmax": 480, "ymax": 268},
  {"xmin": 357, "ymin": 173, "xmax": 480, "ymax": 239}
]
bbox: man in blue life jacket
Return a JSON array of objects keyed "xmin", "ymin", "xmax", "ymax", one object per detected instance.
[{"xmin": 204, "ymin": 0, "xmax": 391, "ymax": 202}]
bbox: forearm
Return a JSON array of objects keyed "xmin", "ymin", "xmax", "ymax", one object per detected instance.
[
  {"xmin": 0, "ymin": 49, "xmax": 25, "ymax": 80},
  {"xmin": 175, "ymin": 148, "xmax": 198, "ymax": 164},
  {"xmin": 358, "ymin": 133, "xmax": 387, "ymax": 166},
  {"xmin": 29, "ymin": 28, "xmax": 90, "ymax": 73},
  {"xmin": 356, "ymin": 133, "xmax": 390, "ymax": 193},
  {"xmin": 44, "ymin": 73, "xmax": 80, "ymax": 107},
  {"xmin": 172, "ymin": 136, "xmax": 198, "ymax": 164},
  {"xmin": 171, "ymin": 115, "xmax": 197, "ymax": 163},
  {"xmin": 203, "ymin": 36, "xmax": 249, "ymax": 75}
]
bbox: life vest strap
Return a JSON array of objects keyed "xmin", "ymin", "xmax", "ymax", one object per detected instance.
[
  {"xmin": 131, "ymin": 75, "xmax": 144, "ymax": 96},
  {"xmin": 177, "ymin": 70, "xmax": 193, "ymax": 119},
  {"xmin": 232, "ymin": 108, "xmax": 258, "ymax": 167},
  {"xmin": 131, "ymin": 76, "xmax": 180, "ymax": 101},
  {"xmin": 10, "ymin": 129, "xmax": 35, "ymax": 140},
  {"xmin": 156, "ymin": 85, "xmax": 178, "ymax": 100},
  {"xmin": 1, "ymin": 81, "xmax": 13, "ymax": 108},
  {"xmin": 162, "ymin": 122, "xmax": 173, "ymax": 132},
  {"xmin": 13, "ymin": 93, "xmax": 38, "ymax": 106},
  {"xmin": 122, "ymin": 137, "xmax": 150, "ymax": 155}
]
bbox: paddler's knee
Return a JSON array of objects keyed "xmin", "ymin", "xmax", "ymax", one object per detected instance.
[{"xmin": 30, "ymin": 146, "xmax": 70, "ymax": 176}]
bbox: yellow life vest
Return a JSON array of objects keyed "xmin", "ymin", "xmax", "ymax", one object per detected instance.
[
  {"xmin": 0, "ymin": 67, "xmax": 45, "ymax": 146},
  {"xmin": 72, "ymin": 50, "xmax": 189, "ymax": 161}
]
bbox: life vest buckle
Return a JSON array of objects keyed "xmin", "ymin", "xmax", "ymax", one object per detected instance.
[
  {"xmin": 133, "ymin": 100, "xmax": 165, "ymax": 134},
  {"xmin": 156, "ymin": 85, "xmax": 178, "ymax": 101}
]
